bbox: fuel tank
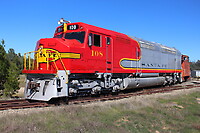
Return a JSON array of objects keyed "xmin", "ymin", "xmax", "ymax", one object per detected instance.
[{"xmin": 122, "ymin": 77, "xmax": 165, "ymax": 89}]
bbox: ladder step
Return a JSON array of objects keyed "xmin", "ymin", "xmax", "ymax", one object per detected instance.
[{"xmin": 107, "ymin": 61, "xmax": 111, "ymax": 64}]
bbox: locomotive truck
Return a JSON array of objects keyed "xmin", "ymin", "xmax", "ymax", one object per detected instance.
[{"xmin": 22, "ymin": 18, "xmax": 190, "ymax": 101}]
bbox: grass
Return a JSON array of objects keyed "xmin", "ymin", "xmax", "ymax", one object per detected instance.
[{"xmin": 0, "ymin": 89, "xmax": 199, "ymax": 133}]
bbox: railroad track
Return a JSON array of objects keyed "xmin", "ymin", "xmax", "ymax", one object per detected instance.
[
  {"xmin": 0, "ymin": 83, "xmax": 200, "ymax": 111},
  {"xmin": 0, "ymin": 99, "xmax": 49, "ymax": 111},
  {"xmin": 69, "ymin": 84, "xmax": 200, "ymax": 105}
]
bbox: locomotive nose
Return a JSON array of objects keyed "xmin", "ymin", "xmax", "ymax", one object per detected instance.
[{"xmin": 36, "ymin": 38, "xmax": 60, "ymax": 50}]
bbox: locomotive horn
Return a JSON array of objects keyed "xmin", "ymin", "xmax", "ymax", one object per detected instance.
[{"xmin": 58, "ymin": 18, "xmax": 71, "ymax": 24}]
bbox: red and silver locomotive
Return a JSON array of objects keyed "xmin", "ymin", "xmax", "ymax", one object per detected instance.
[{"xmin": 22, "ymin": 18, "xmax": 190, "ymax": 101}]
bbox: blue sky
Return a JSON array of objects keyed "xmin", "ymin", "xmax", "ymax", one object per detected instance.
[{"xmin": 0, "ymin": 0, "xmax": 200, "ymax": 61}]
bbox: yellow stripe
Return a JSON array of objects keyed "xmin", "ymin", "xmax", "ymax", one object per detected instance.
[
  {"xmin": 120, "ymin": 58, "xmax": 182, "ymax": 72},
  {"xmin": 60, "ymin": 53, "xmax": 80, "ymax": 59},
  {"xmin": 120, "ymin": 66, "xmax": 182, "ymax": 72},
  {"xmin": 120, "ymin": 58, "xmax": 140, "ymax": 61},
  {"xmin": 37, "ymin": 48, "xmax": 81, "ymax": 63}
]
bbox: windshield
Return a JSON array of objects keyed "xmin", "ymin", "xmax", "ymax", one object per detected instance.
[{"xmin": 64, "ymin": 31, "xmax": 85, "ymax": 43}]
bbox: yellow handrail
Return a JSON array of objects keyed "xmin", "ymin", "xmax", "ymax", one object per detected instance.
[
  {"xmin": 24, "ymin": 53, "xmax": 26, "ymax": 70},
  {"xmin": 24, "ymin": 51, "xmax": 38, "ymax": 70},
  {"xmin": 56, "ymin": 52, "xmax": 68, "ymax": 83},
  {"xmin": 53, "ymin": 59, "xmax": 59, "ymax": 71},
  {"xmin": 28, "ymin": 54, "xmax": 31, "ymax": 70},
  {"xmin": 36, "ymin": 52, "xmax": 39, "ymax": 69},
  {"xmin": 23, "ymin": 49, "xmax": 68, "ymax": 78},
  {"xmin": 46, "ymin": 51, "xmax": 49, "ymax": 70},
  {"xmin": 57, "ymin": 53, "xmax": 68, "ymax": 74}
]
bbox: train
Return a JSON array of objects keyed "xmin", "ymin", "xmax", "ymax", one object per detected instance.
[{"xmin": 22, "ymin": 18, "xmax": 190, "ymax": 102}]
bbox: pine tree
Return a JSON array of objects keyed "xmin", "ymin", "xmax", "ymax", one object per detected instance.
[
  {"xmin": 0, "ymin": 40, "xmax": 9, "ymax": 92},
  {"xmin": 3, "ymin": 48, "xmax": 21, "ymax": 97},
  {"xmin": 3, "ymin": 64, "xmax": 19, "ymax": 97},
  {"xmin": 0, "ymin": 40, "xmax": 21, "ymax": 97},
  {"xmin": 7, "ymin": 48, "xmax": 22, "ymax": 74}
]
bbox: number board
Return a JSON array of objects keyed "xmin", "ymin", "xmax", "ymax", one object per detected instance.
[{"xmin": 67, "ymin": 25, "xmax": 79, "ymax": 30}]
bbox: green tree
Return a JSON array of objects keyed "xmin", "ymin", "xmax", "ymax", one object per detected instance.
[
  {"xmin": 190, "ymin": 60, "xmax": 200, "ymax": 70},
  {"xmin": 4, "ymin": 48, "xmax": 21, "ymax": 97},
  {"xmin": 0, "ymin": 40, "xmax": 21, "ymax": 97},
  {"xmin": 1, "ymin": 39, "xmax": 5, "ymax": 47},
  {"xmin": 0, "ymin": 40, "xmax": 9, "ymax": 92},
  {"xmin": 7, "ymin": 48, "xmax": 23, "ymax": 74},
  {"xmin": 17, "ymin": 53, "xmax": 24, "ymax": 71},
  {"xmin": 3, "ymin": 64, "xmax": 19, "ymax": 97}
]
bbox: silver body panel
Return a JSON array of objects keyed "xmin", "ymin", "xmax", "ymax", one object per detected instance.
[
  {"xmin": 121, "ymin": 37, "xmax": 182, "ymax": 71},
  {"xmin": 24, "ymin": 70, "xmax": 68, "ymax": 101}
]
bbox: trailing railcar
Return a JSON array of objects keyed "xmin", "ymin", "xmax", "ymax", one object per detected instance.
[
  {"xmin": 181, "ymin": 55, "xmax": 191, "ymax": 81},
  {"xmin": 22, "ymin": 18, "xmax": 190, "ymax": 101}
]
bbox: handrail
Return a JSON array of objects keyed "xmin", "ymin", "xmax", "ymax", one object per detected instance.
[
  {"xmin": 24, "ymin": 53, "xmax": 26, "ymax": 70},
  {"xmin": 57, "ymin": 53, "xmax": 68, "ymax": 74},
  {"xmin": 46, "ymin": 51, "xmax": 49, "ymax": 70},
  {"xmin": 24, "ymin": 50, "xmax": 44, "ymax": 70},
  {"xmin": 23, "ymin": 49, "xmax": 68, "ymax": 76},
  {"xmin": 56, "ymin": 52, "xmax": 68, "ymax": 83},
  {"xmin": 36, "ymin": 52, "xmax": 39, "ymax": 69}
]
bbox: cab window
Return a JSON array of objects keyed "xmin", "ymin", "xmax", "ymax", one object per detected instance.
[
  {"xmin": 88, "ymin": 33, "xmax": 101, "ymax": 47},
  {"xmin": 64, "ymin": 31, "xmax": 85, "ymax": 43},
  {"xmin": 57, "ymin": 27, "xmax": 63, "ymax": 33},
  {"xmin": 93, "ymin": 34, "xmax": 101, "ymax": 47}
]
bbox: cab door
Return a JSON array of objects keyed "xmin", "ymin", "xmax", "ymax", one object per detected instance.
[
  {"xmin": 106, "ymin": 36, "xmax": 112, "ymax": 73},
  {"xmin": 88, "ymin": 32, "xmax": 106, "ymax": 72}
]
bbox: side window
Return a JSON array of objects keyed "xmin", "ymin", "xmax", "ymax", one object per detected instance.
[
  {"xmin": 93, "ymin": 34, "xmax": 101, "ymax": 47},
  {"xmin": 106, "ymin": 37, "xmax": 111, "ymax": 45},
  {"xmin": 184, "ymin": 57, "xmax": 189, "ymax": 61},
  {"xmin": 88, "ymin": 33, "xmax": 102, "ymax": 47}
]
